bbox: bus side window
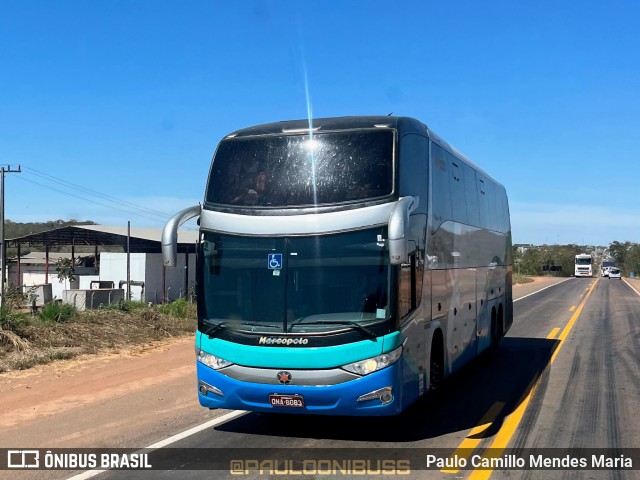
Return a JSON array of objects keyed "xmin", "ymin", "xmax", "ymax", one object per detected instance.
[
  {"xmin": 464, "ymin": 164, "xmax": 480, "ymax": 227},
  {"xmin": 430, "ymin": 143, "xmax": 452, "ymax": 230},
  {"xmin": 398, "ymin": 252, "xmax": 422, "ymax": 321},
  {"xmin": 477, "ymin": 177, "xmax": 488, "ymax": 228},
  {"xmin": 448, "ymin": 153, "xmax": 467, "ymax": 225}
]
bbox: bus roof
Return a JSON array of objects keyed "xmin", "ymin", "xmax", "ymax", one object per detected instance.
[{"xmin": 224, "ymin": 116, "xmax": 420, "ymax": 137}]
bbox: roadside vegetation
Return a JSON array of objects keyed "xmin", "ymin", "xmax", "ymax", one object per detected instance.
[
  {"xmin": 512, "ymin": 273, "xmax": 534, "ymax": 284},
  {"xmin": 0, "ymin": 295, "xmax": 195, "ymax": 374},
  {"xmin": 514, "ymin": 242, "xmax": 640, "ymax": 278},
  {"xmin": 607, "ymin": 241, "xmax": 640, "ymax": 277},
  {"xmin": 513, "ymin": 244, "xmax": 585, "ymax": 277}
]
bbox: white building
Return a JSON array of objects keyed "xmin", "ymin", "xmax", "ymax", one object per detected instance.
[
  {"xmin": 98, "ymin": 252, "xmax": 195, "ymax": 303},
  {"xmin": 7, "ymin": 225, "xmax": 197, "ymax": 308}
]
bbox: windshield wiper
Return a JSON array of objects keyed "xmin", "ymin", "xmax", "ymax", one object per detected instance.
[
  {"xmin": 201, "ymin": 321, "xmax": 228, "ymax": 338},
  {"xmin": 202, "ymin": 321, "xmax": 281, "ymax": 338},
  {"xmin": 289, "ymin": 320, "xmax": 378, "ymax": 341}
]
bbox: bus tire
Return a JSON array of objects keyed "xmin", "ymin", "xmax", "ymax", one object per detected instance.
[
  {"xmin": 489, "ymin": 307, "xmax": 502, "ymax": 357},
  {"xmin": 429, "ymin": 332, "xmax": 444, "ymax": 393}
]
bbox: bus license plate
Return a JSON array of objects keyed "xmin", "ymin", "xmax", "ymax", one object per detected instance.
[{"xmin": 269, "ymin": 394, "xmax": 304, "ymax": 408}]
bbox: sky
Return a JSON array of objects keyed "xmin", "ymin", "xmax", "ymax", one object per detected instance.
[{"xmin": 1, "ymin": 0, "xmax": 639, "ymax": 246}]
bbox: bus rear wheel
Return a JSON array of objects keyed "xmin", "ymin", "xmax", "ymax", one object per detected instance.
[
  {"xmin": 489, "ymin": 308, "xmax": 502, "ymax": 357},
  {"xmin": 429, "ymin": 334, "xmax": 444, "ymax": 393}
]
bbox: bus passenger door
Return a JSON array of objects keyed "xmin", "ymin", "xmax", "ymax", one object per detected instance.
[{"xmin": 398, "ymin": 250, "xmax": 426, "ymax": 405}]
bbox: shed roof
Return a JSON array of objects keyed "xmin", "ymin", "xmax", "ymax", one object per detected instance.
[
  {"xmin": 7, "ymin": 225, "xmax": 198, "ymax": 253},
  {"xmin": 10, "ymin": 251, "xmax": 95, "ymax": 265}
]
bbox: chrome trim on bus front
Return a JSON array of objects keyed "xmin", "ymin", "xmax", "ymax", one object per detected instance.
[
  {"xmin": 219, "ymin": 364, "xmax": 361, "ymax": 386},
  {"xmin": 357, "ymin": 386, "xmax": 393, "ymax": 404},
  {"xmin": 198, "ymin": 380, "xmax": 224, "ymax": 397},
  {"xmin": 199, "ymin": 201, "xmax": 400, "ymax": 236}
]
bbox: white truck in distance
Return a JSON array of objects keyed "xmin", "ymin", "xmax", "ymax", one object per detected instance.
[{"xmin": 575, "ymin": 253, "xmax": 593, "ymax": 277}]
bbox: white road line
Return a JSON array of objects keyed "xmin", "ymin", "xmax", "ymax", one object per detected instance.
[
  {"xmin": 623, "ymin": 279, "xmax": 640, "ymax": 297},
  {"xmin": 513, "ymin": 278, "xmax": 571, "ymax": 303},
  {"xmin": 66, "ymin": 410, "xmax": 248, "ymax": 480}
]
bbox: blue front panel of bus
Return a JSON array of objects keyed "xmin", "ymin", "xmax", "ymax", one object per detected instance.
[
  {"xmin": 197, "ymin": 360, "xmax": 404, "ymax": 416},
  {"xmin": 195, "ymin": 331, "xmax": 406, "ymax": 415},
  {"xmin": 197, "ymin": 331, "xmax": 402, "ymax": 368}
]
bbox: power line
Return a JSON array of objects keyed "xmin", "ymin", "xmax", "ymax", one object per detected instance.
[
  {"xmin": 13, "ymin": 175, "xmax": 197, "ymax": 231},
  {"xmin": 21, "ymin": 166, "xmax": 174, "ymax": 220},
  {"xmin": 14, "ymin": 175, "xmax": 167, "ymax": 225}
]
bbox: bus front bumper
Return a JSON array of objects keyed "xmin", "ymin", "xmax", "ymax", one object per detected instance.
[{"xmin": 196, "ymin": 361, "xmax": 403, "ymax": 416}]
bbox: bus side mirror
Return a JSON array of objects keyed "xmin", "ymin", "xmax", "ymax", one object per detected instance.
[
  {"xmin": 162, "ymin": 205, "xmax": 201, "ymax": 267},
  {"xmin": 388, "ymin": 196, "xmax": 418, "ymax": 265}
]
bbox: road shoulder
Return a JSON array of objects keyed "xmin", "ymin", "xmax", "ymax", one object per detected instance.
[{"xmin": 513, "ymin": 276, "xmax": 569, "ymax": 300}]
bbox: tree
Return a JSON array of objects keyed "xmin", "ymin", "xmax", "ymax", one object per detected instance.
[
  {"xmin": 56, "ymin": 258, "xmax": 76, "ymax": 284},
  {"xmin": 608, "ymin": 241, "xmax": 640, "ymax": 276}
]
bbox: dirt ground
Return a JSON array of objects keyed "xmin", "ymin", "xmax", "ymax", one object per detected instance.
[
  {"xmin": 0, "ymin": 337, "xmax": 198, "ymax": 436},
  {"xmin": 624, "ymin": 276, "xmax": 640, "ymax": 293}
]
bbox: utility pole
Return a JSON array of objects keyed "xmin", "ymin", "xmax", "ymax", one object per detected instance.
[
  {"xmin": 126, "ymin": 221, "xmax": 131, "ymax": 301},
  {"xmin": 0, "ymin": 165, "xmax": 21, "ymax": 308}
]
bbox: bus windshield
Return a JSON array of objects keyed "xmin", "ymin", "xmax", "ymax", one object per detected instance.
[
  {"xmin": 575, "ymin": 258, "xmax": 592, "ymax": 265},
  {"xmin": 199, "ymin": 228, "xmax": 391, "ymax": 333},
  {"xmin": 205, "ymin": 129, "xmax": 394, "ymax": 207}
]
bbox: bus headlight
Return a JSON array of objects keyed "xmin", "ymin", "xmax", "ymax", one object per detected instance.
[
  {"xmin": 341, "ymin": 345, "xmax": 402, "ymax": 375},
  {"xmin": 196, "ymin": 348, "xmax": 233, "ymax": 370}
]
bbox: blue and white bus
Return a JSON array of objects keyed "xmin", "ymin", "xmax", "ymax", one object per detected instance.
[{"xmin": 162, "ymin": 116, "xmax": 512, "ymax": 416}]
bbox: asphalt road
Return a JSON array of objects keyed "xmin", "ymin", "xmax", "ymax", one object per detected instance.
[{"xmin": 5, "ymin": 277, "xmax": 640, "ymax": 480}]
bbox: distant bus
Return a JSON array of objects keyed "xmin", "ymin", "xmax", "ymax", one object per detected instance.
[
  {"xmin": 575, "ymin": 253, "xmax": 593, "ymax": 277},
  {"xmin": 601, "ymin": 260, "xmax": 615, "ymax": 277},
  {"xmin": 163, "ymin": 116, "xmax": 513, "ymax": 416}
]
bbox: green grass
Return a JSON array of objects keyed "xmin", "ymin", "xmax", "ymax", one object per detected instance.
[
  {"xmin": 101, "ymin": 300, "xmax": 150, "ymax": 312},
  {"xmin": 157, "ymin": 298, "xmax": 195, "ymax": 319},
  {"xmin": 38, "ymin": 302, "xmax": 77, "ymax": 323},
  {"xmin": 0, "ymin": 306, "xmax": 32, "ymax": 331},
  {"xmin": 513, "ymin": 273, "xmax": 535, "ymax": 285},
  {"xmin": 0, "ymin": 299, "xmax": 196, "ymax": 373}
]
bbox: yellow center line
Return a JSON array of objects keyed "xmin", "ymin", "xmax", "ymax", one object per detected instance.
[
  {"xmin": 547, "ymin": 327, "xmax": 560, "ymax": 340},
  {"xmin": 551, "ymin": 279, "xmax": 598, "ymax": 363},
  {"xmin": 467, "ymin": 278, "xmax": 600, "ymax": 480},
  {"xmin": 440, "ymin": 402, "xmax": 505, "ymax": 474}
]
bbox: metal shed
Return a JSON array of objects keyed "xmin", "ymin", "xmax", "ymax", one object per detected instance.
[{"xmin": 6, "ymin": 225, "xmax": 198, "ymax": 304}]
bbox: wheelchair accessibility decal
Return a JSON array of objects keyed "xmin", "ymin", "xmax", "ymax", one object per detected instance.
[{"xmin": 268, "ymin": 253, "xmax": 283, "ymax": 270}]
